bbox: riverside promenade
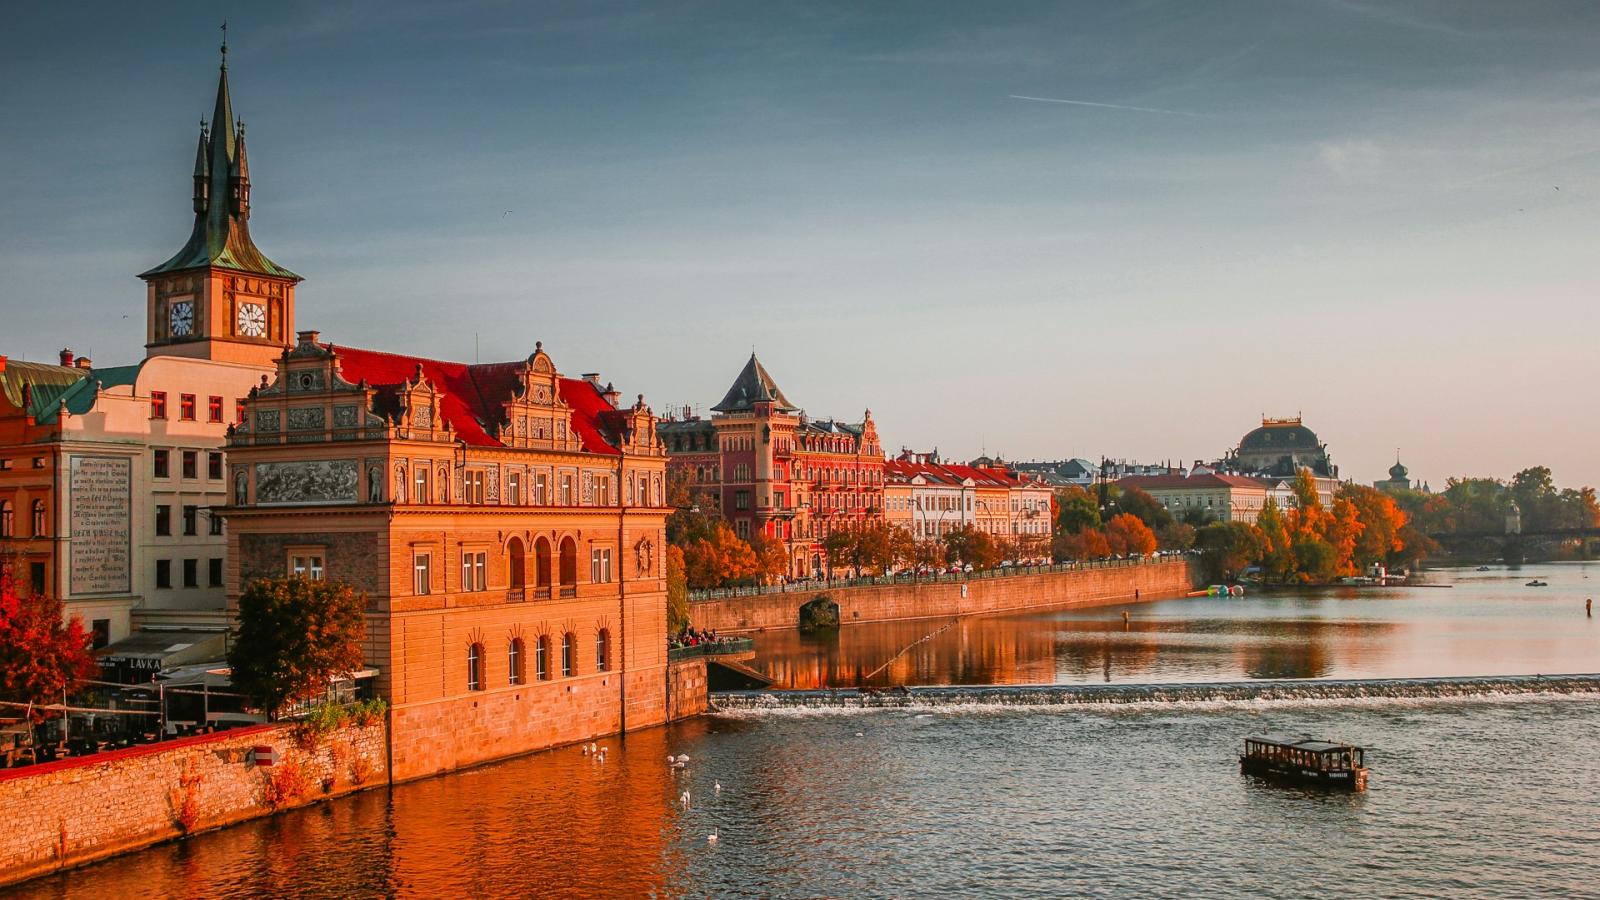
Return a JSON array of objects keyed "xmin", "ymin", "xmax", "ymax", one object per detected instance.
[{"xmin": 689, "ymin": 558, "xmax": 1197, "ymax": 633}]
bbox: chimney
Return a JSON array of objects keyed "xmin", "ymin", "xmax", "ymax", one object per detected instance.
[
  {"xmin": 75, "ymin": 356, "xmax": 92, "ymax": 369},
  {"xmin": 296, "ymin": 330, "xmax": 321, "ymax": 347},
  {"xmin": 603, "ymin": 382, "xmax": 621, "ymax": 409},
  {"xmin": 59, "ymin": 348, "xmax": 74, "ymax": 367},
  {"xmin": 582, "ymin": 373, "xmax": 602, "ymax": 388}
]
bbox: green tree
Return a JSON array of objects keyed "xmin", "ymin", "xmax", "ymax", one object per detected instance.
[
  {"xmin": 1255, "ymin": 499, "xmax": 1296, "ymax": 582},
  {"xmin": 944, "ymin": 525, "xmax": 1002, "ymax": 570},
  {"xmin": 1292, "ymin": 536, "xmax": 1337, "ymax": 583},
  {"xmin": 1111, "ymin": 486, "xmax": 1174, "ymax": 532},
  {"xmin": 228, "ymin": 577, "xmax": 367, "ymax": 718},
  {"xmin": 1054, "ymin": 486, "xmax": 1101, "ymax": 534},
  {"xmin": 1196, "ymin": 521, "xmax": 1264, "ymax": 583}
]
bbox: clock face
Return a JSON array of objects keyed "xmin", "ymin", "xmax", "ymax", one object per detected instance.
[
  {"xmin": 236, "ymin": 302, "xmax": 267, "ymax": 338},
  {"xmin": 168, "ymin": 301, "xmax": 194, "ymax": 337}
]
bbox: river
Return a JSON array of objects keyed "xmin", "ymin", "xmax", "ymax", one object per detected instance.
[{"xmin": 9, "ymin": 565, "xmax": 1599, "ymax": 898}]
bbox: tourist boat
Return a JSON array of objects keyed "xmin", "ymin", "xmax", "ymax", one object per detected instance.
[
  {"xmin": 1526, "ymin": 580, "xmax": 1549, "ymax": 587},
  {"xmin": 1476, "ymin": 566, "xmax": 1492, "ymax": 571},
  {"xmin": 1240, "ymin": 734, "xmax": 1369, "ymax": 791}
]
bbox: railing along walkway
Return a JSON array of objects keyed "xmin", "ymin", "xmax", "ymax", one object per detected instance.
[{"xmin": 688, "ymin": 555, "xmax": 1178, "ymax": 602}]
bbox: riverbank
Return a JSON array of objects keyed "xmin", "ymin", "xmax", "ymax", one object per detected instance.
[{"xmin": 689, "ymin": 558, "xmax": 1197, "ymax": 633}]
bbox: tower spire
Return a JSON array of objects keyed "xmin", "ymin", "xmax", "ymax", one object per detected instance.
[{"xmin": 220, "ymin": 21, "xmax": 228, "ymax": 69}]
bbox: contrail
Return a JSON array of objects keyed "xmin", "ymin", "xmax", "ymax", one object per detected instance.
[{"xmin": 1008, "ymin": 94, "xmax": 1200, "ymax": 118}]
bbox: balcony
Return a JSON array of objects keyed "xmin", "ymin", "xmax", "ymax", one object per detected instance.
[
  {"xmin": 506, "ymin": 588, "xmax": 526, "ymax": 603},
  {"xmin": 559, "ymin": 585, "xmax": 577, "ymax": 598}
]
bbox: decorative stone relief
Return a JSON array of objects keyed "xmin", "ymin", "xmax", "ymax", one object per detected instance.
[
  {"xmin": 290, "ymin": 370, "xmax": 325, "ymax": 392},
  {"xmin": 288, "ymin": 407, "xmax": 325, "ymax": 431},
  {"xmin": 256, "ymin": 409, "xmax": 280, "ymax": 432},
  {"xmin": 333, "ymin": 405, "xmax": 359, "ymax": 428},
  {"xmin": 486, "ymin": 466, "xmax": 500, "ymax": 502},
  {"xmin": 412, "ymin": 403, "xmax": 433, "ymax": 429},
  {"xmin": 254, "ymin": 459, "xmax": 358, "ymax": 505}
]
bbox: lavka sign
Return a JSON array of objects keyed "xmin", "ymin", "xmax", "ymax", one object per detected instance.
[{"xmin": 69, "ymin": 455, "xmax": 132, "ymax": 596}]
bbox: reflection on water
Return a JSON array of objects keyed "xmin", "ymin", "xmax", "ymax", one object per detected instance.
[
  {"xmin": 18, "ymin": 698, "xmax": 1600, "ymax": 898},
  {"xmin": 749, "ymin": 563, "xmax": 1600, "ymax": 688}
]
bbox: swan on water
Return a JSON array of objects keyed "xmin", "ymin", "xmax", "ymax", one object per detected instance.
[
  {"xmin": 679, "ymin": 790, "xmax": 691, "ymax": 809},
  {"xmin": 707, "ymin": 828, "xmax": 719, "ymax": 845},
  {"xmin": 676, "ymin": 754, "xmax": 690, "ymax": 763},
  {"xmin": 714, "ymin": 781, "xmax": 722, "ymax": 795}
]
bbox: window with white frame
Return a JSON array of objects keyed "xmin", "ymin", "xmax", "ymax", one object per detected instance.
[
  {"xmin": 289, "ymin": 550, "xmax": 326, "ymax": 581},
  {"xmin": 590, "ymin": 548, "xmax": 613, "ymax": 583},
  {"xmin": 414, "ymin": 552, "xmax": 432, "ymax": 595},
  {"xmin": 464, "ymin": 470, "xmax": 486, "ymax": 504},
  {"xmin": 461, "ymin": 550, "xmax": 487, "ymax": 591}
]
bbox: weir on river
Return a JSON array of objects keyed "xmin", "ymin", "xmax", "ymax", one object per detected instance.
[{"xmin": 712, "ymin": 673, "xmax": 1600, "ymax": 710}]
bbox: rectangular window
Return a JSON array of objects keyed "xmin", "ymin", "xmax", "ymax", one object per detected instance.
[
  {"xmin": 596, "ymin": 477, "xmax": 610, "ymax": 507},
  {"xmin": 535, "ymin": 639, "xmax": 548, "ymax": 680},
  {"xmin": 182, "ymin": 450, "xmax": 197, "ymax": 479},
  {"xmin": 560, "ymin": 476, "xmax": 573, "ymax": 506},
  {"xmin": 208, "ymin": 395, "xmax": 224, "ymax": 423},
  {"xmin": 506, "ymin": 472, "xmax": 522, "ymax": 505},
  {"xmin": 182, "ymin": 558, "xmax": 198, "ymax": 588},
  {"xmin": 150, "ymin": 391, "xmax": 167, "ymax": 419},
  {"xmin": 155, "ymin": 559, "xmax": 172, "ymax": 589},
  {"xmin": 236, "ymin": 399, "xmax": 247, "ymax": 424},
  {"xmin": 209, "ymin": 514, "xmax": 224, "ymax": 536},
  {"xmin": 465, "ymin": 471, "xmax": 485, "ymax": 505},
  {"xmin": 590, "ymin": 548, "xmax": 612, "ymax": 584},
  {"xmin": 208, "ymin": 451, "xmax": 223, "ymax": 480},
  {"xmin": 461, "ymin": 551, "xmax": 487, "ymax": 591},
  {"xmin": 561, "ymin": 634, "xmax": 573, "ymax": 677},
  {"xmin": 182, "ymin": 505, "xmax": 198, "ymax": 536},
  {"xmin": 208, "ymin": 557, "xmax": 223, "ymax": 587},
  {"xmin": 180, "ymin": 394, "xmax": 196, "ymax": 421},
  {"xmin": 414, "ymin": 468, "xmax": 430, "ymax": 504},
  {"xmin": 90, "ymin": 618, "xmax": 110, "ymax": 650},
  {"xmin": 535, "ymin": 474, "xmax": 548, "ymax": 505},
  {"xmin": 735, "ymin": 490, "xmax": 750, "ymax": 510},
  {"xmin": 30, "ymin": 562, "xmax": 46, "ymax": 597},
  {"xmin": 290, "ymin": 554, "xmax": 326, "ymax": 581},
  {"xmin": 414, "ymin": 553, "xmax": 432, "ymax": 595},
  {"xmin": 153, "ymin": 449, "xmax": 170, "ymax": 479},
  {"xmin": 155, "ymin": 504, "xmax": 171, "ymax": 536}
]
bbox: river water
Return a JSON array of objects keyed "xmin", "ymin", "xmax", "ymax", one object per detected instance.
[{"xmin": 10, "ymin": 566, "xmax": 1600, "ymax": 899}]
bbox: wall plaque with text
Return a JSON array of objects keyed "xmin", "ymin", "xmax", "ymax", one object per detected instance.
[{"xmin": 69, "ymin": 455, "xmax": 132, "ymax": 596}]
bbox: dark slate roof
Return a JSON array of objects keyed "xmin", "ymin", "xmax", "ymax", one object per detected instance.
[
  {"xmin": 711, "ymin": 354, "xmax": 797, "ymax": 413},
  {"xmin": 140, "ymin": 63, "xmax": 300, "ymax": 282},
  {"xmin": 1239, "ymin": 421, "xmax": 1320, "ymax": 452}
]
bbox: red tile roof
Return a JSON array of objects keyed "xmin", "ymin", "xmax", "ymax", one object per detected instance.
[{"xmin": 331, "ymin": 344, "xmax": 620, "ymax": 454}]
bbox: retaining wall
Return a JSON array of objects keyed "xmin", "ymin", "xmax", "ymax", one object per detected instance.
[
  {"xmin": 666, "ymin": 658, "xmax": 709, "ymax": 721},
  {"xmin": 690, "ymin": 560, "xmax": 1198, "ymax": 633},
  {"xmin": 0, "ymin": 721, "xmax": 386, "ymax": 888}
]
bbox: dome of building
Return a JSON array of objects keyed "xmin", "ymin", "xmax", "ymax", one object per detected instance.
[
  {"xmin": 1388, "ymin": 460, "xmax": 1409, "ymax": 480},
  {"xmin": 1238, "ymin": 419, "xmax": 1320, "ymax": 452}
]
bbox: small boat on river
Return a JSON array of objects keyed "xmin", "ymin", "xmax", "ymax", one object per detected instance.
[
  {"xmin": 1241, "ymin": 734, "xmax": 1368, "ymax": 791},
  {"xmin": 1526, "ymin": 580, "xmax": 1549, "ymax": 587}
]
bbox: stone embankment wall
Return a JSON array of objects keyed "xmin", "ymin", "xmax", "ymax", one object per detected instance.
[
  {"xmin": 666, "ymin": 658, "xmax": 709, "ymax": 721},
  {"xmin": 0, "ymin": 721, "xmax": 386, "ymax": 888},
  {"xmin": 691, "ymin": 560, "xmax": 1198, "ymax": 633}
]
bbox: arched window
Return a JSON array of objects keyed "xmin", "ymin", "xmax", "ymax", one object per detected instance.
[
  {"xmin": 561, "ymin": 632, "xmax": 574, "ymax": 677},
  {"xmin": 595, "ymin": 629, "xmax": 610, "ymax": 672},
  {"xmin": 0, "ymin": 500, "xmax": 11, "ymax": 538},
  {"xmin": 534, "ymin": 537, "xmax": 552, "ymax": 590},
  {"xmin": 536, "ymin": 635, "xmax": 551, "ymax": 680},
  {"xmin": 508, "ymin": 637, "xmax": 525, "ymax": 685},
  {"xmin": 30, "ymin": 500, "xmax": 45, "ymax": 537},
  {"xmin": 558, "ymin": 537, "xmax": 578, "ymax": 590},
  {"xmin": 507, "ymin": 537, "xmax": 526, "ymax": 590},
  {"xmin": 467, "ymin": 642, "xmax": 484, "ymax": 691}
]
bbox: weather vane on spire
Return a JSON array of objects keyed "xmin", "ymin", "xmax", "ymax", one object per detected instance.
[{"xmin": 220, "ymin": 21, "xmax": 229, "ymax": 66}]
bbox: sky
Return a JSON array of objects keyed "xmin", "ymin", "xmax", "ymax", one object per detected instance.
[{"xmin": 2, "ymin": 1, "xmax": 1597, "ymax": 488}]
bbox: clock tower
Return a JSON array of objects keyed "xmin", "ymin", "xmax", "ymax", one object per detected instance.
[{"xmin": 140, "ymin": 38, "xmax": 300, "ymax": 367}]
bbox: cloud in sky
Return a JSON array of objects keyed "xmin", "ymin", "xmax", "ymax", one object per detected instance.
[{"xmin": 2, "ymin": 1, "xmax": 1600, "ymax": 488}]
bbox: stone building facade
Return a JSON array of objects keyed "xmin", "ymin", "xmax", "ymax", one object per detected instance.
[
  {"xmin": 222, "ymin": 334, "xmax": 672, "ymax": 781},
  {"xmin": 658, "ymin": 354, "xmax": 885, "ymax": 577}
]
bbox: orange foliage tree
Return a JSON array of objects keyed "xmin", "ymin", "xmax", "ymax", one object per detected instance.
[
  {"xmin": 0, "ymin": 571, "xmax": 95, "ymax": 721},
  {"xmin": 1104, "ymin": 513, "xmax": 1158, "ymax": 557},
  {"xmin": 682, "ymin": 522, "xmax": 758, "ymax": 589}
]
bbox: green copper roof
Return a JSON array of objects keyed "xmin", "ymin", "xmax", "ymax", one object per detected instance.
[
  {"xmin": 0, "ymin": 361, "xmax": 141, "ymax": 424},
  {"xmin": 140, "ymin": 61, "xmax": 299, "ymax": 282}
]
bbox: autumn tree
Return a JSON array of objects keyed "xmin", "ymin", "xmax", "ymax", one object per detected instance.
[
  {"xmin": 1105, "ymin": 513, "xmax": 1158, "ymax": 557},
  {"xmin": 1338, "ymin": 484, "xmax": 1409, "ymax": 569},
  {"xmin": 1056, "ymin": 527, "xmax": 1113, "ymax": 561},
  {"xmin": 1327, "ymin": 497, "xmax": 1365, "ymax": 577},
  {"xmin": 1255, "ymin": 499, "xmax": 1295, "ymax": 582},
  {"xmin": 0, "ymin": 572, "xmax": 95, "ymax": 721},
  {"xmin": 747, "ymin": 532, "xmax": 789, "ymax": 584},
  {"xmin": 944, "ymin": 525, "xmax": 1003, "ymax": 570},
  {"xmin": 683, "ymin": 522, "xmax": 757, "ymax": 589},
  {"xmin": 1111, "ymin": 486, "xmax": 1174, "ymax": 533},
  {"xmin": 665, "ymin": 545, "xmax": 689, "ymax": 633},
  {"xmin": 227, "ymin": 577, "xmax": 367, "ymax": 718}
]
